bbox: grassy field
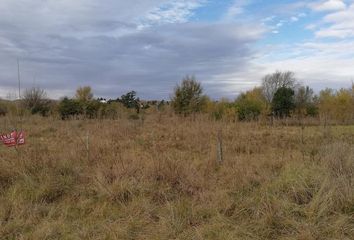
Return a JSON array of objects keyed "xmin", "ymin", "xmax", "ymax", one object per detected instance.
[{"xmin": 0, "ymin": 115, "xmax": 353, "ymax": 239}]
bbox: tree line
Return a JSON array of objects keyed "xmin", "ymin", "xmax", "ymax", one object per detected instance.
[
  {"xmin": 173, "ymin": 72, "xmax": 315, "ymax": 121},
  {"xmin": 172, "ymin": 72, "xmax": 354, "ymax": 124},
  {"xmin": 0, "ymin": 70, "xmax": 353, "ymax": 124}
]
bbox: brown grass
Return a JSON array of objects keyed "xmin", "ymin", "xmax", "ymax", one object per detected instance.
[{"xmin": 0, "ymin": 114, "xmax": 353, "ymax": 239}]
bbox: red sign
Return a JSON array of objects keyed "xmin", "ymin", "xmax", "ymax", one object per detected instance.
[{"xmin": 0, "ymin": 131, "xmax": 25, "ymax": 147}]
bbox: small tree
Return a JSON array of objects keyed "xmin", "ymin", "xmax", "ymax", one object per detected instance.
[
  {"xmin": 75, "ymin": 86, "xmax": 93, "ymax": 102},
  {"xmin": 333, "ymin": 88, "xmax": 352, "ymax": 123},
  {"xmin": 236, "ymin": 87, "xmax": 266, "ymax": 121},
  {"xmin": 74, "ymin": 86, "xmax": 103, "ymax": 117},
  {"xmin": 271, "ymin": 87, "xmax": 295, "ymax": 118},
  {"xmin": 172, "ymin": 75, "xmax": 207, "ymax": 116},
  {"xmin": 119, "ymin": 91, "xmax": 140, "ymax": 113},
  {"xmin": 22, "ymin": 87, "xmax": 51, "ymax": 116}
]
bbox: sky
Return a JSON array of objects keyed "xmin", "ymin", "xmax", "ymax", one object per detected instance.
[{"xmin": 0, "ymin": 0, "xmax": 353, "ymax": 100}]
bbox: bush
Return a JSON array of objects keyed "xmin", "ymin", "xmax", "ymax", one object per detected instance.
[
  {"xmin": 207, "ymin": 99, "xmax": 233, "ymax": 121},
  {"xmin": 58, "ymin": 97, "xmax": 83, "ymax": 119},
  {"xmin": 22, "ymin": 87, "xmax": 51, "ymax": 116},
  {"xmin": 0, "ymin": 100, "xmax": 8, "ymax": 116},
  {"xmin": 171, "ymin": 75, "xmax": 207, "ymax": 116},
  {"xmin": 99, "ymin": 102, "xmax": 123, "ymax": 119},
  {"xmin": 236, "ymin": 97, "xmax": 263, "ymax": 121},
  {"xmin": 85, "ymin": 100, "xmax": 101, "ymax": 119},
  {"xmin": 306, "ymin": 104, "xmax": 319, "ymax": 117},
  {"xmin": 235, "ymin": 88, "xmax": 266, "ymax": 121}
]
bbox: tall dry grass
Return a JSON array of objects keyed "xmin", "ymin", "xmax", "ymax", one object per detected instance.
[{"xmin": 0, "ymin": 114, "xmax": 353, "ymax": 239}]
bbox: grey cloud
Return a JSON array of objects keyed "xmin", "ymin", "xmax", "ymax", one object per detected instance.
[{"xmin": 0, "ymin": 0, "xmax": 263, "ymax": 99}]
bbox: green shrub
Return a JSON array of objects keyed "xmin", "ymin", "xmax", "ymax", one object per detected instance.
[
  {"xmin": 272, "ymin": 87, "xmax": 295, "ymax": 118},
  {"xmin": 58, "ymin": 97, "xmax": 83, "ymax": 119},
  {"xmin": 171, "ymin": 75, "xmax": 207, "ymax": 116},
  {"xmin": 84, "ymin": 100, "xmax": 101, "ymax": 119},
  {"xmin": 99, "ymin": 102, "xmax": 123, "ymax": 119},
  {"xmin": 235, "ymin": 88, "xmax": 266, "ymax": 121},
  {"xmin": 236, "ymin": 97, "xmax": 262, "ymax": 121},
  {"xmin": 119, "ymin": 91, "xmax": 141, "ymax": 113}
]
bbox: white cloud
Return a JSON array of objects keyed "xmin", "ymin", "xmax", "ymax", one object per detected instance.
[
  {"xmin": 316, "ymin": 28, "xmax": 354, "ymax": 38},
  {"xmin": 291, "ymin": 16, "xmax": 299, "ymax": 22},
  {"xmin": 259, "ymin": 40, "xmax": 354, "ymax": 90},
  {"xmin": 224, "ymin": 7, "xmax": 243, "ymax": 21},
  {"xmin": 252, "ymin": 0, "xmax": 354, "ymax": 91},
  {"xmin": 262, "ymin": 16, "xmax": 276, "ymax": 23},
  {"xmin": 141, "ymin": 0, "xmax": 205, "ymax": 27},
  {"xmin": 310, "ymin": 0, "xmax": 346, "ymax": 12},
  {"xmin": 223, "ymin": 0, "xmax": 252, "ymax": 21},
  {"xmin": 306, "ymin": 24, "xmax": 317, "ymax": 30},
  {"xmin": 314, "ymin": 3, "xmax": 354, "ymax": 38}
]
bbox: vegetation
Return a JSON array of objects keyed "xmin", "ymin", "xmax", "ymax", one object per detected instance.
[
  {"xmin": 58, "ymin": 97, "xmax": 83, "ymax": 119},
  {"xmin": 0, "ymin": 100, "xmax": 8, "ymax": 116},
  {"xmin": 0, "ymin": 115, "xmax": 353, "ymax": 239},
  {"xmin": 271, "ymin": 87, "xmax": 296, "ymax": 118},
  {"xmin": 75, "ymin": 86, "xmax": 94, "ymax": 102},
  {"xmin": 235, "ymin": 87, "xmax": 265, "ymax": 121},
  {"xmin": 261, "ymin": 71, "xmax": 297, "ymax": 104},
  {"xmin": 119, "ymin": 91, "xmax": 141, "ymax": 113},
  {"xmin": 172, "ymin": 75, "xmax": 207, "ymax": 116},
  {"xmin": 22, "ymin": 87, "xmax": 51, "ymax": 116},
  {"xmin": 294, "ymin": 86, "xmax": 318, "ymax": 117},
  {"xmin": 207, "ymin": 99, "xmax": 235, "ymax": 121},
  {"xmin": 1, "ymin": 71, "xmax": 354, "ymax": 239},
  {"xmin": 3, "ymin": 71, "xmax": 354, "ymax": 124}
]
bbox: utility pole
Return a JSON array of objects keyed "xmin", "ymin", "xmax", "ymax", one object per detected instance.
[{"xmin": 17, "ymin": 58, "xmax": 21, "ymax": 100}]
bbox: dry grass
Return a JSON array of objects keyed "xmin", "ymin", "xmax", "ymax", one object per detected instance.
[{"xmin": 0, "ymin": 114, "xmax": 353, "ymax": 239}]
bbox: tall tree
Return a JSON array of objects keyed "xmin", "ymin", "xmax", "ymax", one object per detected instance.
[{"xmin": 262, "ymin": 71, "xmax": 297, "ymax": 104}]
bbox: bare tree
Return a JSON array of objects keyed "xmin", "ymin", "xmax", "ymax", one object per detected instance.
[
  {"xmin": 294, "ymin": 85, "xmax": 319, "ymax": 120},
  {"xmin": 22, "ymin": 87, "xmax": 50, "ymax": 116},
  {"xmin": 262, "ymin": 71, "xmax": 297, "ymax": 104}
]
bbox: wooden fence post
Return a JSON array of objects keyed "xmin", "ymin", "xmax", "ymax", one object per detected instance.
[{"xmin": 217, "ymin": 129, "xmax": 223, "ymax": 165}]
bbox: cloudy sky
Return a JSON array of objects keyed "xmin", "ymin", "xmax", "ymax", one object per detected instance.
[{"xmin": 0, "ymin": 0, "xmax": 353, "ymax": 99}]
